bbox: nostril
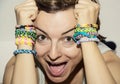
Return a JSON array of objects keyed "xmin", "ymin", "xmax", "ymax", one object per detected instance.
[
  {"xmin": 48, "ymin": 50, "xmax": 62, "ymax": 61},
  {"xmin": 48, "ymin": 54, "xmax": 61, "ymax": 61}
]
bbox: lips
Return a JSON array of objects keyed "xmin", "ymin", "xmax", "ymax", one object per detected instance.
[{"xmin": 46, "ymin": 61, "xmax": 67, "ymax": 77}]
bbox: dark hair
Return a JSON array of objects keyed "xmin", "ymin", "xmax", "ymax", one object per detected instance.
[
  {"xmin": 35, "ymin": 0, "xmax": 99, "ymax": 12},
  {"xmin": 35, "ymin": 0, "xmax": 76, "ymax": 13}
]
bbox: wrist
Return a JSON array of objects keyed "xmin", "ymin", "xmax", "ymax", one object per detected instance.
[
  {"xmin": 17, "ymin": 45, "xmax": 32, "ymax": 50},
  {"xmin": 77, "ymin": 19, "xmax": 97, "ymax": 24},
  {"xmin": 15, "ymin": 24, "xmax": 37, "ymax": 50}
]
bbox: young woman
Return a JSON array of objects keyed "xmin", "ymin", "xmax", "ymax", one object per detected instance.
[{"xmin": 3, "ymin": 0, "xmax": 120, "ymax": 84}]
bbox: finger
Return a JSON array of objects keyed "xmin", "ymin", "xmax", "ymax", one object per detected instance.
[
  {"xmin": 15, "ymin": 1, "xmax": 36, "ymax": 9},
  {"xmin": 75, "ymin": 3, "xmax": 87, "ymax": 9},
  {"xmin": 76, "ymin": 0, "xmax": 99, "ymax": 9}
]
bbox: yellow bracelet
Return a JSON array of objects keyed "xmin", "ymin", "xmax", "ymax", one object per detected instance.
[
  {"xmin": 77, "ymin": 24, "xmax": 98, "ymax": 29},
  {"xmin": 15, "ymin": 37, "xmax": 34, "ymax": 46}
]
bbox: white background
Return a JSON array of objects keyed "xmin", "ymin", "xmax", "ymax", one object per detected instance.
[{"xmin": 0, "ymin": 0, "xmax": 120, "ymax": 83}]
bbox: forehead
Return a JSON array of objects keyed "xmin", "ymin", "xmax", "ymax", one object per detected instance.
[{"xmin": 34, "ymin": 9, "xmax": 77, "ymax": 35}]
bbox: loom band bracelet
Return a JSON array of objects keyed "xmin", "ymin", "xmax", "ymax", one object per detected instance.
[
  {"xmin": 16, "ymin": 29, "xmax": 37, "ymax": 34},
  {"xmin": 74, "ymin": 27, "xmax": 97, "ymax": 34},
  {"xmin": 73, "ymin": 34, "xmax": 97, "ymax": 43},
  {"xmin": 15, "ymin": 41, "xmax": 34, "ymax": 47},
  {"xmin": 13, "ymin": 49, "xmax": 37, "ymax": 56},
  {"xmin": 72, "ymin": 36, "xmax": 78, "ymax": 43},
  {"xmin": 15, "ymin": 30, "xmax": 37, "ymax": 38},
  {"xmin": 15, "ymin": 37, "xmax": 35, "ymax": 46},
  {"xmin": 73, "ymin": 32, "xmax": 83, "ymax": 37},
  {"xmin": 75, "ymin": 34, "xmax": 98, "ymax": 41},
  {"xmin": 72, "ymin": 35, "xmax": 83, "ymax": 43},
  {"xmin": 80, "ymin": 37, "xmax": 100, "ymax": 43},
  {"xmin": 15, "ymin": 35, "xmax": 37, "ymax": 42},
  {"xmin": 73, "ymin": 31, "xmax": 98, "ymax": 39},
  {"xmin": 16, "ymin": 25, "xmax": 34, "ymax": 28},
  {"xmin": 87, "ymin": 32, "xmax": 98, "ymax": 35},
  {"xmin": 73, "ymin": 32, "xmax": 90, "ymax": 38},
  {"xmin": 79, "ymin": 27, "xmax": 97, "ymax": 32},
  {"xmin": 15, "ymin": 36, "xmax": 36, "ymax": 43},
  {"xmin": 76, "ymin": 37, "xmax": 100, "ymax": 45},
  {"xmin": 15, "ymin": 27, "xmax": 35, "ymax": 31},
  {"xmin": 76, "ymin": 24, "xmax": 98, "ymax": 29},
  {"xmin": 25, "ymin": 26, "xmax": 35, "ymax": 30},
  {"xmin": 15, "ymin": 29, "xmax": 36, "ymax": 34},
  {"xmin": 73, "ymin": 30, "xmax": 98, "ymax": 36},
  {"xmin": 16, "ymin": 26, "xmax": 35, "ymax": 31}
]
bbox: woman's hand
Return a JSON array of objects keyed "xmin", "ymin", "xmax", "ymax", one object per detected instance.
[
  {"xmin": 15, "ymin": 0, "xmax": 38, "ymax": 25},
  {"xmin": 15, "ymin": 0, "xmax": 38, "ymax": 49},
  {"xmin": 74, "ymin": 0, "xmax": 100, "ymax": 24}
]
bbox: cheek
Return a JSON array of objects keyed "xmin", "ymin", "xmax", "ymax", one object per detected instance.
[
  {"xmin": 62, "ymin": 45, "xmax": 82, "ymax": 59},
  {"xmin": 34, "ymin": 42, "xmax": 50, "ymax": 57}
]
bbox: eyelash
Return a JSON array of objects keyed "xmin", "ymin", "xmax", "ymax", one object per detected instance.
[
  {"xmin": 37, "ymin": 34, "xmax": 48, "ymax": 41},
  {"xmin": 64, "ymin": 36, "xmax": 74, "ymax": 42}
]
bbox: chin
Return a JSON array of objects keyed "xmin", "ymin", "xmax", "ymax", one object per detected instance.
[
  {"xmin": 50, "ymin": 76, "xmax": 67, "ymax": 83},
  {"xmin": 46, "ymin": 72, "xmax": 70, "ymax": 83}
]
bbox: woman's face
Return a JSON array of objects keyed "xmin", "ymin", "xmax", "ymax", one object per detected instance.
[{"xmin": 34, "ymin": 8, "xmax": 82, "ymax": 83}]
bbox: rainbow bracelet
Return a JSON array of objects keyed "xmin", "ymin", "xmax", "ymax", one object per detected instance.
[{"xmin": 73, "ymin": 24, "xmax": 99, "ymax": 45}]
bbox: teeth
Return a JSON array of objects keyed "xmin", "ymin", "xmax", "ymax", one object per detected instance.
[{"xmin": 47, "ymin": 61, "xmax": 67, "ymax": 66}]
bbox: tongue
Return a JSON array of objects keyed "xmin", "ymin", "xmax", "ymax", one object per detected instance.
[{"xmin": 49, "ymin": 64, "xmax": 65, "ymax": 76}]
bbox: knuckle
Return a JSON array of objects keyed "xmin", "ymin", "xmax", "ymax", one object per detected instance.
[
  {"xmin": 34, "ymin": 6, "xmax": 38, "ymax": 11},
  {"xmin": 15, "ymin": 8, "xmax": 22, "ymax": 14},
  {"xmin": 96, "ymin": 4, "xmax": 100, "ymax": 10},
  {"xmin": 14, "ymin": 5, "xmax": 19, "ymax": 11},
  {"xmin": 75, "ymin": 4, "xmax": 79, "ymax": 8},
  {"xmin": 87, "ymin": 6, "xmax": 94, "ymax": 11}
]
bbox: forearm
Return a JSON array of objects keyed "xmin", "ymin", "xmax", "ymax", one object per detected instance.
[
  {"xmin": 11, "ymin": 46, "xmax": 37, "ymax": 84},
  {"xmin": 81, "ymin": 42, "xmax": 116, "ymax": 84}
]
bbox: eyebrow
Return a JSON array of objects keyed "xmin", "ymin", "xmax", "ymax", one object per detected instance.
[
  {"xmin": 35, "ymin": 26, "xmax": 76, "ymax": 36},
  {"xmin": 62, "ymin": 27, "xmax": 76, "ymax": 35},
  {"xmin": 35, "ymin": 27, "xmax": 48, "ymax": 36}
]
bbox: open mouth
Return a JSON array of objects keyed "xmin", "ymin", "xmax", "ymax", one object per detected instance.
[{"xmin": 46, "ymin": 61, "xmax": 67, "ymax": 77}]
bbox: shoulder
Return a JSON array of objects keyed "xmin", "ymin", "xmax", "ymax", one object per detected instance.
[
  {"xmin": 103, "ymin": 50, "xmax": 120, "ymax": 83},
  {"xmin": 103, "ymin": 50, "xmax": 120, "ymax": 63},
  {"xmin": 3, "ymin": 56, "xmax": 16, "ymax": 84},
  {"xmin": 5, "ymin": 56, "xmax": 16, "ymax": 68}
]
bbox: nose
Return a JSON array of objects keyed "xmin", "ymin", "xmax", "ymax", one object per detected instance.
[{"xmin": 48, "ymin": 42, "xmax": 62, "ymax": 61}]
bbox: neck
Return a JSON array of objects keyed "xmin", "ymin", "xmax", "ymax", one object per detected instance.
[{"xmin": 70, "ymin": 68, "xmax": 84, "ymax": 84}]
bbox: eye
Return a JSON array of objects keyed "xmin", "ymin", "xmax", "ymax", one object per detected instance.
[
  {"xmin": 64, "ymin": 36, "xmax": 74, "ymax": 42},
  {"xmin": 61, "ymin": 36, "xmax": 75, "ymax": 47},
  {"xmin": 37, "ymin": 34, "xmax": 47, "ymax": 42}
]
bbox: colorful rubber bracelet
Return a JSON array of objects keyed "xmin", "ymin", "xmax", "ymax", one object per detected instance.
[{"xmin": 13, "ymin": 49, "xmax": 37, "ymax": 56}]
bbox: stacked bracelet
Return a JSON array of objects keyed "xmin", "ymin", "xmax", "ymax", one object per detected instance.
[
  {"xmin": 15, "ymin": 37, "xmax": 34, "ymax": 46},
  {"xmin": 73, "ymin": 24, "xmax": 99, "ymax": 45},
  {"xmin": 16, "ymin": 25, "xmax": 34, "ymax": 29},
  {"xmin": 15, "ymin": 29, "xmax": 37, "ymax": 41},
  {"xmin": 14, "ymin": 49, "xmax": 37, "ymax": 56},
  {"xmin": 15, "ymin": 25, "xmax": 37, "ymax": 46},
  {"xmin": 14, "ymin": 25, "xmax": 37, "ymax": 56},
  {"xmin": 77, "ymin": 24, "xmax": 98, "ymax": 29}
]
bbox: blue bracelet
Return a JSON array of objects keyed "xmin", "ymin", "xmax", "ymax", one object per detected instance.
[{"xmin": 14, "ymin": 49, "xmax": 37, "ymax": 56}]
